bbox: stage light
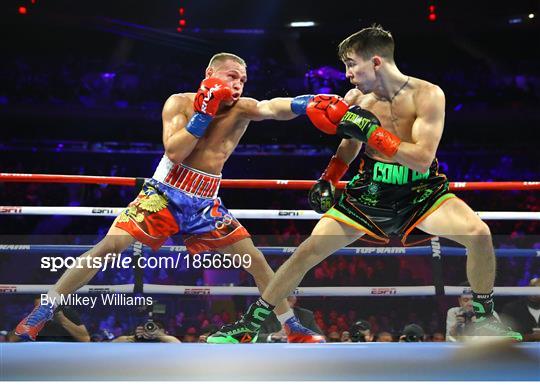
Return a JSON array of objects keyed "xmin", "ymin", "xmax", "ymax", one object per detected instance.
[
  {"xmin": 428, "ymin": 3, "xmax": 437, "ymax": 22},
  {"xmin": 289, "ymin": 21, "xmax": 316, "ymax": 27},
  {"xmin": 176, "ymin": 4, "xmax": 186, "ymax": 32},
  {"xmin": 528, "ymin": 13, "xmax": 535, "ymax": 19},
  {"xmin": 18, "ymin": 6, "xmax": 27, "ymax": 15}
]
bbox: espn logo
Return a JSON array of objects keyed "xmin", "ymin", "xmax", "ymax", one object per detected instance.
[
  {"xmin": 88, "ymin": 288, "xmax": 111, "ymax": 293},
  {"xmin": 0, "ymin": 206, "xmax": 22, "ymax": 213},
  {"xmin": 0, "ymin": 286, "xmax": 17, "ymax": 293},
  {"xmin": 370, "ymin": 287, "xmax": 397, "ymax": 295}
]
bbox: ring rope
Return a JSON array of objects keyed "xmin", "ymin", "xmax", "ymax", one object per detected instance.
[
  {"xmin": 1, "ymin": 284, "xmax": 539, "ymax": 296},
  {"xmin": 1, "ymin": 206, "xmax": 538, "ymax": 220},
  {"xmin": 1, "ymin": 173, "xmax": 539, "ymax": 191},
  {"xmin": 0, "ymin": 244, "xmax": 538, "ymax": 258}
]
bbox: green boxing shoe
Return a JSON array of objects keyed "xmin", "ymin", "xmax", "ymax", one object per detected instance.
[
  {"xmin": 207, "ymin": 319, "xmax": 259, "ymax": 344},
  {"xmin": 473, "ymin": 315, "xmax": 523, "ymax": 341}
]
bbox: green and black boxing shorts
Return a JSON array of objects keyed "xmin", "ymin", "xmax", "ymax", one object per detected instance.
[{"xmin": 323, "ymin": 155, "xmax": 457, "ymax": 245}]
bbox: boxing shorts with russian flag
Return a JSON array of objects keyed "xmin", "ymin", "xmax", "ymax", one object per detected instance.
[{"xmin": 115, "ymin": 155, "xmax": 250, "ymax": 253}]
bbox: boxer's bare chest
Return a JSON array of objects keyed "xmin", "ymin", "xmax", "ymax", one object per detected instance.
[
  {"xmin": 349, "ymin": 90, "xmax": 417, "ymax": 161},
  {"xmin": 183, "ymin": 106, "xmax": 249, "ymax": 173}
]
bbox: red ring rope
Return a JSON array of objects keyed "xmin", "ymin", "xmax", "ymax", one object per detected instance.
[{"xmin": 1, "ymin": 173, "xmax": 539, "ymax": 191}]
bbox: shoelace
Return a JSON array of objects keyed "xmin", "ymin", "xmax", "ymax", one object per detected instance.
[
  {"xmin": 26, "ymin": 306, "xmax": 51, "ymax": 326},
  {"xmin": 222, "ymin": 319, "xmax": 253, "ymax": 334}
]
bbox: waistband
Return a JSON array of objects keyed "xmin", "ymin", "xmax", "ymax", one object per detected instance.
[
  {"xmin": 358, "ymin": 155, "xmax": 439, "ymax": 185},
  {"xmin": 152, "ymin": 155, "xmax": 221, "ymax": 199}
]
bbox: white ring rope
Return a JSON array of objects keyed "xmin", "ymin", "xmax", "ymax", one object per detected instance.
[
  {"xmin": 1, "ymin": 284, "xmax": 539, "ymax": 296},
  {"xmin": 0, "ymin": 206, "xmax": 538, "ymax": 220}
]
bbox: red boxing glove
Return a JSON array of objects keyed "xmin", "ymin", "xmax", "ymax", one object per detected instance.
[
  {"xmin": 194, "ymin": 77, "xmax": 233, "ymax": 117},
  {"xmin": 306, "ymin": 95, "xmax": 348, "ymax": 135}
]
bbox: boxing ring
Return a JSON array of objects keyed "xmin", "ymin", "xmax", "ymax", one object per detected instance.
[{"xmin": 1, "ymin": 173, "xmax": 539, "ymax": 380}]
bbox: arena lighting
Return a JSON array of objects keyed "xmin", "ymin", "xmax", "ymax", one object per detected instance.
[
  {"xmin": 177, "ymin": 4, "xmax": 186, "ymax": 32},
  {"xmin": 289, "ymin": 21, "xmax": 316, "ymax": 27},
  {"xmin": 428, "ymin": 3, "xmax": 437, "ymax": 22}
]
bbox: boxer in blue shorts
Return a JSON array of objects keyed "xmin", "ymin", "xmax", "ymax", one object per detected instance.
[{"xmin": 16, "ymin": 52, "xmax": 333, "ymax": 343}]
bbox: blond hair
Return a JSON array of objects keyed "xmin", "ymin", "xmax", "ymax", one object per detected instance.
[{"xmin": 208, "ymin": 52, "xmax": 247, "ymax": 69}]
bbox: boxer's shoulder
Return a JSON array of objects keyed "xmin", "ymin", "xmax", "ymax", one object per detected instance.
[
  {"xmin": 410, "ymin": 78, "xmax": 444, "ymax": 100},
  {"xmin": 410, "ymin": 78, "xmax": 445, "ymax": 109},
  {"xmin": 344, "ymin": 88, "xmax": 364, "ymax": 105},
  {"xmin": 162, "ymin": 93, "xmax": 195, "ymax": 116},
  {"xmin": 232, "ymin": 97, "xmax": 260, "ymax": 119}
]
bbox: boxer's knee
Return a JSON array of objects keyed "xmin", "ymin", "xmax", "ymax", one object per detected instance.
[
  {"xmin": 290, "ymin": 238, "xmax": 326, "ymax": 271},
  {"xmin": 242, "ymin": 247, "xmax": 272, "ymax": 277},
  {"xmin": 92, "ymin": 234, "xmax": 131, "ymax": 261},
  {"xmin": 460, "ymin": 219, "xmax": 492, "ymax": 250}
]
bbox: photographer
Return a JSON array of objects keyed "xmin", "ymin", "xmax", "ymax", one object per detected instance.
[
  {"xmin": 113, "ymin": 320, "xmax": 180, "ymax": 343},
  {"xmin": 348, "ymin": 319, "xmax": 374, "ymax": 342},
  {"xmin": 446, "ymin": 287, "xmax": 476, "ymax": 341},
  {"xmin": 399, "ymin": 323, "xmax": 425, "ymax": 342}
]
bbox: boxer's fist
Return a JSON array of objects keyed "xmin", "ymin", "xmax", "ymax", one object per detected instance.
[
  {"xmin": 306, "ymin": 95, "xmax": 348, "ymax": 135},
  {"xmin": 194, "ymin": 77, "xmax": 233, "ymax": 117},
  {"xmin": 337, "ymin": 105, "xmax": 381, "ymax": 142},
  {"xmin": 308, "ymin": 179, "xmax": 335, "ymax": 214}
]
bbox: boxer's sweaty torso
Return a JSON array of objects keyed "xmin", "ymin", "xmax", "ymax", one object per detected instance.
[
  {"xmin": 345, "ymin": 77, "xmax": 435, "ymax": 162},
  {"xmin": 166, "ymin": 93, "xmax": 253, "ymax": 175}
]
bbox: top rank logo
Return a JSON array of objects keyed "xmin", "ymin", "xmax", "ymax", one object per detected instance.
[{"xmin": 184, "ymin": 288, "xmax": 211, "ymax": 295}]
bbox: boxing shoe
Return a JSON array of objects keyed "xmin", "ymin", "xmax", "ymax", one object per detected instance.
[
  {"xmin": 15, "ymin": 303, "xmax": 54, "ymax": 341},
  {"xmin": 284, "ymin": 316, "xmax": 326, "ymax": 343},
  {"xmin": 473, "ymin": 315, "xmax": 522, "ymax": 341},
  {"xmin": 207, "ymin": 318, "xmax": 259, "ymax": 344}
]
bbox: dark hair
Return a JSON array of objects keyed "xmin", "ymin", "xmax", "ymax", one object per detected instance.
[{"xmin": 338, "ymin": 25, "xmax": 394, "ymax": 61}]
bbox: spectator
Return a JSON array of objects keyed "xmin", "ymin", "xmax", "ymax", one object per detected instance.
[
  {"xmin": 375, "ymin": 331, "xmax": 394, "ymax": 342},
  {"xmin": 431, "ymin": 332, "xmax": 445, "ymax": 342},
  {"xmin": 399, "ymin": 324, "xmax": 425, "ymax": 342},
  {"xmin": 501, "ymin": 277, "xmax": 540, "ymax": 341},
  {"xmin": 349, "ymin": 319, "xmax": 374, "ymax": 342},
  {"xmin": 182, "ymin": 327, "xmax": 199, "ymax": 343}
]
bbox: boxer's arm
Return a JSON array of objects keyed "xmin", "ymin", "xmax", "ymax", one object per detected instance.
[
  {"xmin": 241, "ymin": 97, "xmax": 297, "ymax": 121},
  {"xmin": 392, "ymin": 86, "xmax": 445, "ymax": 173},
  {"xmin": 162, "ymin": 94, "xmax": 199, "ymax": 164},
  {"xmin": 335, "ymin": 138, "xmax": 363, "ymax": 165},
  {"xmin": 335, "ymin": 89, "xmax": 364, "ymax": 164}
]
